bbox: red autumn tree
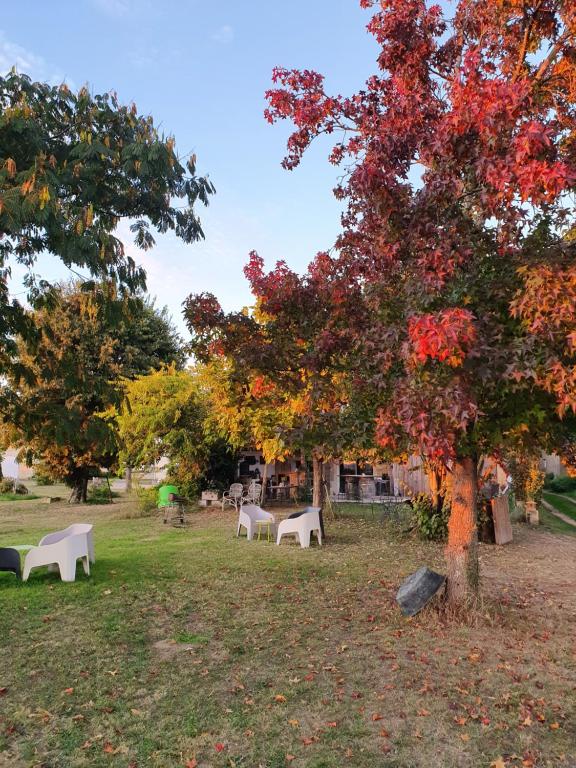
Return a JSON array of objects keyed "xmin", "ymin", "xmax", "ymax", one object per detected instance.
[
  {"xmin": 184, "ymin": 250, "xmax": 375, "ymax": 508},
  {"xmin": 264, "ymin": 0, "xmax": 576, "ymax": 606}
]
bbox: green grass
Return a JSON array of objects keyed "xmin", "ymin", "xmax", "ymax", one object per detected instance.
[
  {"xmin": 542, "ymin": 491, "xmax": 576, "ymax": 522},
  {"xmin": 539, "ymin": 505, "xmax": 576, "ymax": 536},
  {"xmin": 0, "ymin": 498, "xmax": 575, "ymax": 767},
  {"xmin": 0, "ymin": 493, "xmax": 41, "ymax": 501}
]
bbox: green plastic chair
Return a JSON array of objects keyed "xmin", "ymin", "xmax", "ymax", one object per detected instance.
[{"xmin": 157, "ymin": 485, "xmax": 179, "ymax": 509}]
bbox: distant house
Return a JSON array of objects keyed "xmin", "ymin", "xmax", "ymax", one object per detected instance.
[
  {"xmin": 236, "ymin": 450, "xmax": 568, "ymax": 502},
  {"xmin": 1, "ymin": 448, "xmax": 34, "ymax": 481},
  {"xmin": 236, "ymin": 450, "xmax": 431, "ymax": 501}
]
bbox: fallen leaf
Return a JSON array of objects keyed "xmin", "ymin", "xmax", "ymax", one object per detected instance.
[
  {"xmin": 274, "ymin": 694, "xmax": 287, "ymax": 703},
  {"xmin": 286, "ymin": 756, "xmax": 295, "ymax": 763},
  {"xmin": 302, "ymin": 737, "xmax": 314, "ymax": 746},
  {"xmin": 63, "ymin": 688, "xmax": 74, "ymax": 695},
  {"xmin": 103, "ymin": 742, "xmax": 118, "ymax": 754},
  {"xmin": 460, "ymin": 734, "xmax": 470, "ymax": 742},
  {"xmin": 372, "ymin": 713, "xmax": 383, "ymax": 721},
  {"xmin": 185, "ymin": 760, "xmax": 198, "ymax": 768},
  {"xmin": 130, "ymin": 708, "xmax": 143, "ymax": 717},
  {"xmin": 379, "ymin": 728, "xmax": 390, "ymax": 738},
  {"xmin": 417, "ymin": 709, "xmax": 430, "ymax": 717},
  {"xmin": 454, "ymin": 716, "xmax": 467, "ymax": 726},
  {"xmin": 288, "ymin": 719, "xmax": 299, "ymax": 728},
  {"xmin": 0, "ymin": 687, "xmax": 7, "ymax": 696},
  {"xmin": 549, "ymin": 722, "xmax": 560, "ymax": 730},
  {"xmin": 327, "ymin": 721, "xmax": 337, "ymax": 727},
  {"xmin": 490, "ymin": 759, "xmax": 506, "ymax": 768},
  {"xmin": 214, "ymin": 742, "xmax": 225, "ymax": 752}
]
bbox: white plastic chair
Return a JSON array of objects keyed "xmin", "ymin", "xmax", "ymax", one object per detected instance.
[
  {"xmin": 276, "ymin": 507, "xmax": 322, "ymax": 549},
  {"xmin": 39, "ymin": 523, "xmax": 95, "ymax": 564},
  {"xmin": 23, "ymin": 532, "xmax": 91, "ymax": 582},
  {"xmin": 237, "ymin": 504, "xmax": 276, "ymax": 541},
  {"xmin": 222, "ymin": 483, "xmax": 244, "ymax": 511}
]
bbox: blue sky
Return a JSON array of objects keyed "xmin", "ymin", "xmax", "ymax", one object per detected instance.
[{"xmin": 1, "ymin": 0, "xmax": 380, "ymax": 336}]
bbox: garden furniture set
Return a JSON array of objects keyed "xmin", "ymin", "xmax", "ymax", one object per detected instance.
[
  {"xmin": 0, "ymin": 523, "xmax": 94, "ymax": 583},
  {"xmin": 237, "ymin": 504, "xmax": 322, "ymax": 548}
]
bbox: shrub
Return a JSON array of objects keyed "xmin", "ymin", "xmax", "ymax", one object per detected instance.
[
  {"xmin": 412, "ymin": 493, "xmax": 449, "ymax": 541},
  {"xmin": 0, "ymin": 479, "xmax": 29, "ymax": 495},
  {"xmin": 87, "ymin": 482, "xmax": 116, "ymax": 504},
  {"xmin": 136, "ymin": 485, "xmax": 160, "ymax": 516},
  {"xmin": 545, "ymin": 475, "xmax": 576, "ymax": 494},
  {"xmin": 525, "ymin": 465, "xmax": 545, "ymax": 502},
  {"xmin": 33, "ymin": 463, "xmax": 56, "ymax": 485}
]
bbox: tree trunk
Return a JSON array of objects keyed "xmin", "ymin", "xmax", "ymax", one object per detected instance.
[
  {"xmin": 125, "ymin": 466, "xmax": 132, "ymax": 493},
  {"xmin": 312, "ymin": 456, "xmax": 326, "ymax": 538},
  {"xmin": 312, "ymin": 456, "xmax": 323, "ymax": 508},
  {"xmin": 260, "ymin": 462, "xmax": 268, "ymax": 503},
  {"xmin": 426, "ymin": 462, "xmax": 447, "ymax": 515},
  {"xmin": 71, "ymin": 473, "xmax": 89, "ymax": 503},
  {"xmin": 445, "ymin": 456, "xmax": 479, "ymax": 608}
]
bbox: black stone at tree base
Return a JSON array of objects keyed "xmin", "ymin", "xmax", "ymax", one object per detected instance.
[{"xmin": 396, "ymin": 566, "xmax": 446, "ymax": 616}]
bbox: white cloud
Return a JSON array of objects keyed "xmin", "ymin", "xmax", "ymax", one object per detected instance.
[
  {"xmin": 212, "ymin": 25, "xmax": 234, "ymax": 45},
  {"xmin": 0, "ymin": 30, "xmax": 70, "ymax": 86},
  {"xmin": 0, "ymin": 31, "xmax": 46, "ymax": 77}
]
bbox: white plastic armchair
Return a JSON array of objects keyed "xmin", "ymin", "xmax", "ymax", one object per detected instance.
[
  {"xmin": 39, "ymin": 523, "xmax": 95, "ymax": 564},
  {"xmin": 237, "ymin": 504, "xmax": 276, "ymax": 541},
  {"xmin": 23, "ymin": 532, "xmax": 91, "ymax": 582},
  {"xmin": 276, "ymin": 507, "xmax": 322, "ymax": 549},
  {"xmin": 222, "ymin": 483, "xmax": 244, "ymax": 511}
]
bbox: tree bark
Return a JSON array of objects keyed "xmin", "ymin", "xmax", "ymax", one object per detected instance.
[
  {"xmin": 312, "ymin": 456, "xmax": 326, "ymax": 538},
  {"xmin": 312, "ymin": 456, "xmax": 323, "ymax": 508},
  {"xmin": 445, "ymin": 456, "xmax": 479, "ymax": 608},
  {"xmin": 125, "ymin": 466, "xmax": 132, "ymax": 493},
  {"xmin": 70, "ymin": 473, "xmax": 89, "ymax": 503},
  {"xmin": 260, "ymin": 461, "xmax": 268, "ymax": 503}
]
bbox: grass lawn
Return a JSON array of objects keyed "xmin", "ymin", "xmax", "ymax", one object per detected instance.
[
  {"xmin": 542, "ymin": 492, "xmax": 576, "ymax": 523},
  {"xmin": 0, "ymin": 493, "xmax": 40, "ymax": 502},
  {"xmin": 0, "ymin": 499, "xmax": 575, "ymax": 768}
]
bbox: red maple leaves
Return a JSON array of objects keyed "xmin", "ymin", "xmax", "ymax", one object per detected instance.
[{"xmin": 408, "ymin": 309, "xmax": 477, "ymax": 367}]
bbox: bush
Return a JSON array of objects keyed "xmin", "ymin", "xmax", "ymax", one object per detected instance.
[
  {"xmin": 412, "ymin": 493, "xmax": 449, "ymax": 541},
  {"xmin": 0, "ymin": 479, "xmax": 29, "ymax": 495},
  {"xmin": 87, "ymin": 482, "xmax": 117, "ymax": 504},
  {"xmin": 136, "ymin": 485, "xmax": 160, "ymax": 516},
  {"xmin": 33, "ymin": 463, "xmax": 56, "ymax": 485},
  {"xmin": 545, "ymin": 475, "xmax": 576, "ymax": 494}
]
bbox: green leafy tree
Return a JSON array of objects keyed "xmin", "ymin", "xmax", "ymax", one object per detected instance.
[
  {"xmin": 0, "ymin": 71, "xmax": 214, "ymax": 375},
  {"xmin": 3, "ymin": 282, "xmax": 184, "ymax": 501},
  {"xmin": 117, "ymin": 366, "xmax": 236, "ymax": 497}
]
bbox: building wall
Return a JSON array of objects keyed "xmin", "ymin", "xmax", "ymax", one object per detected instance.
[{"xmin": 1, "ymin": 449, "xmax": 35, "ymax": 480}]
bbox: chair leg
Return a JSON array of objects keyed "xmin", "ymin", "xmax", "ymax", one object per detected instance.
[
  {"xmin": 82, "ymin": 556, "xmax": 90, "ymax": 576},
  {"xmin": 59, "ymin": 559, "xmax": 77, "ymax": 582},
  {"xmin": 298, "ymin": 531, "xmax": 311, "ymax": 548},
  {"xmin": 22, "ymin": 562, "xmax": 32, "ymax": 582},
  {"xmin": 316, "ymin": 530, "xmax": 322, "ymax": 546}
]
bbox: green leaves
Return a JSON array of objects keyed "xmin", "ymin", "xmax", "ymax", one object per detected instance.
[{"xmin": 0, "ymin": 71, "xmax": 214, "ymax": 379}]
